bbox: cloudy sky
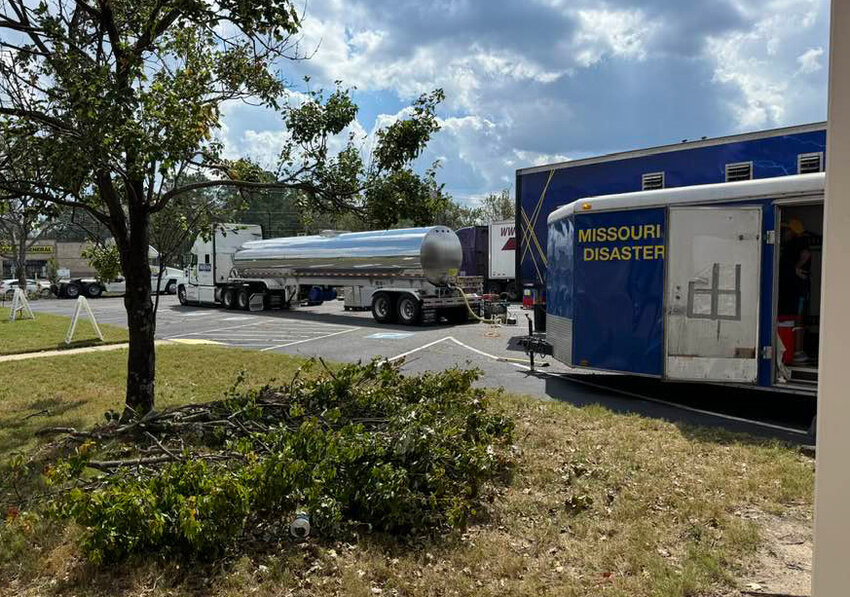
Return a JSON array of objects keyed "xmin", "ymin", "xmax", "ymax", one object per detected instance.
[{"xmin": 221, "ymin": 0, "xmax": 830, "ymax": 205}]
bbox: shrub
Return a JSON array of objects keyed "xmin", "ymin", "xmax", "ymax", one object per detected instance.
[{"xmin": 50, "ymin": 360, "xmax": 514, "ymax": 562}]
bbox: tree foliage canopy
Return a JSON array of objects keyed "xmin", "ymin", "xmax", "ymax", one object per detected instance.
[
  {"xmin": 0, "ymin": 0, "xmax": 452, "ymax": 413},
  {"xmin": 479, "ymin": 188, "xmax": 515, "ymax": 223}
]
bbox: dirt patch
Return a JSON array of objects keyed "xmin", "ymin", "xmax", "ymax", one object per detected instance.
[{"xmin": 732, "ymin": 507, "xmax": 812, "ymax": 597}]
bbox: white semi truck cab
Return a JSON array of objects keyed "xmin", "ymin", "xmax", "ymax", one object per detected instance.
[{"xmin": 179, "ymin": 224, "xmax": 481, "ymax": 325}]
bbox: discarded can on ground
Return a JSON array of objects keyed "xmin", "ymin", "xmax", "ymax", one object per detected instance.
[{"xmin": 290, "ymin": 512, "xmax": 311, "ymax": 539}]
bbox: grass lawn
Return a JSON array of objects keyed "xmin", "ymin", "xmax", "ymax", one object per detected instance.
[
  {"xmin": 0, "ymin": 345, "xmax": 815, "ymax": 597},
  {"xmin": 0, "ymin": 307, "xmax": 128, "ymax": 356}
]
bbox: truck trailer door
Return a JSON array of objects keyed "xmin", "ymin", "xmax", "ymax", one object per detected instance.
[{"xmin": 664, "ymin": 207, "xmax": 762, "ymax": 383}]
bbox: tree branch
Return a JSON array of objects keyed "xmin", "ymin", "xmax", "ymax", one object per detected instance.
[
  {"xmin": 0, "ymin": 107, "xmax": 75, "ymax": 133},
  {"xmin": 152, "ymin": 179, "xmax": 325, "ymax": 212}
]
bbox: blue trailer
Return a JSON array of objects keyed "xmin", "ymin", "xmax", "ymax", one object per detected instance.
[
  {"xmin": 545, "ymin": 173, "xmax": 824, "ymax": 393},
  {"xmin": 516, "ymin": 122, "xmax": 827, "ymax": 291}
]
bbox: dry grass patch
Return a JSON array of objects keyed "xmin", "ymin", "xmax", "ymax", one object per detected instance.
[{"xmin": 0, "ymin": 348, "xmax": 814, "ymax": 597}]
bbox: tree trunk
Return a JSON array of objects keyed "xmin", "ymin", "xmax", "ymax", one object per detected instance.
[
  {"xmin": 121, "ymin": 207, "xmax": 156, "ymax": 418},
  {"xmin": 15, "ymin": 233, "xmax": 27, "ymax": 290}
]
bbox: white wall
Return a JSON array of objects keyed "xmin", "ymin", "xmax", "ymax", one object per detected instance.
[{"xmin": 812, "ymin": 0, "xmax": 850, "ymax": 594}]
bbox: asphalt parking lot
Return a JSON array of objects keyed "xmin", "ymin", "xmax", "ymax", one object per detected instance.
[
  {"xmin": 28, "ymin": 294, "xmax": 568, "ymax": 396},
  {"xmin": 26, "ymin": 295, "xmax": 813, "ymax": 443}
]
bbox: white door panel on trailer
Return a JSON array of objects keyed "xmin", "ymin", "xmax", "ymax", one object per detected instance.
[{"xmin": 666, "ymin": 207, "xmax": 762, "ymax": 382}]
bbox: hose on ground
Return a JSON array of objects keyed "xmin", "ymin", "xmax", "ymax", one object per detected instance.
[{"xmin": 450, "ymin": 284, "xmax": 499, "ymax": 324}]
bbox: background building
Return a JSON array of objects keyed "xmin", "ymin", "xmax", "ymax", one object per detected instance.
[{"xmin": 0, "ymin": 240, "xmax": 95, "ymax": 279}]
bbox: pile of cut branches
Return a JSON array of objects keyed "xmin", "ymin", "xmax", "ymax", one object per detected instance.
[{"xmin": 40, "ymin": 359, "xmax": 515, "ymax": 563}]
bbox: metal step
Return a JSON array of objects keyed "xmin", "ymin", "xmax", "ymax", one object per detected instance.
[{"xmin": 788, "ymin": 365, "xmax": 819, "ymax": 385}]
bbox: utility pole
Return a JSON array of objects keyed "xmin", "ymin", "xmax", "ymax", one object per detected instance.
[{"xmin": 812, "ymin": 1, "xmax": 850, "ymax": 594}]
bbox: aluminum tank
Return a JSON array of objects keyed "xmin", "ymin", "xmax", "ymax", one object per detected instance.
[{"xmin": 232, "ymin": 226, "xmax": 462, "ymax": 286}]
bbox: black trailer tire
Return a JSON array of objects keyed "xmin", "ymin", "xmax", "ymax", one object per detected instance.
[
  {"xmin": 65, "ymin": 283, "xmax": 81, "ymax": 299},
  {"xmin": 397, "ymin": 295, "xmax": 422, "ymax": 325},
  {"xmin": 165, "ymin": 280, "xmax": 177, "ymax": 295},
  {"xmin": 86, "ymin": 283, "xmax": 103, "ymax": 298},
  {"xmin": 222, "ymin": 288, "xmax": 236, "ymax": 309},
  {"xmin": 371, "ymin": 293, "xmax": 396, "ymax": 323},
  {"xmin": 237, "ymin": 288, "xmax": 250, "ymax": 310},
  {"xmin": 177, "ymin": 285, "xmax": 188, "ymax": 306}
]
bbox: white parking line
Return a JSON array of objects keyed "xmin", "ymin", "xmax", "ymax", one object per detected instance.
[
  {"xmin": 388, "ymin": 336, "xmax": 808, "ymax": 436},
  {"xmin": 162, "ymin": 321, "xmax": 267, "ymax": 339},
  {"xmin": 260, "ymin": 327, "xmax": 358, "ymax": 352},
  {"xmin": 388, "ymin": 337, "xmax": 452, "ymax": 361}
]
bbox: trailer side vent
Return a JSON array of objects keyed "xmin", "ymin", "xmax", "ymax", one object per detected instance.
[
  {"xmin": 641, "ymin": 172, "xmax": 665, "ymax": 191},
  {"xmin": 725, "ymin": 162, "xmax": 753, "ymax": 182},
  {"xmin": 798, "ymin": 152, "xmax": 823, "ymax": 174}
]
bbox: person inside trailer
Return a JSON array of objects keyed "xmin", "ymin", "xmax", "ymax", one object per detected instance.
[{"xmin": 778, "ymin": 218, "xmax": 813, "ymax": 365}]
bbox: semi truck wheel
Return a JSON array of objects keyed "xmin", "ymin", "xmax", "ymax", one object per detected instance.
[
  {"xmin": 371, "ymin": 293, "xmax": 396, "ymax": 323},
  {"xmin": 237, "ymin": 289, "xmax": 250, "ymax": 310},
  {"xmin": 86, "ymin": 283, "xmax": 103, "ymax": 298},
  {"xmin": 397, "ymin": 295, "xmax": 422, "ymax": 325},
  {"xmin": 165, "ymin": 280, "xmax": 177, "ymax": 295},
  {"xmin": 177, "ymin": 285, "xmax": 188, "ymax": 306},
  {"xmin": 65, "ymin": 283, "xmax": 81, "ymax": 299},
  {"xmin": 222, "ymin": 288, "xmax": 236, "ymax": 309}
]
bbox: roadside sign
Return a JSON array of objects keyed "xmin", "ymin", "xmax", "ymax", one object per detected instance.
[
  {"xmin": 8, "ymin": 288, "xmax": 34, "ymax": 321},
  {"xmin": 65, "ymin": 296, "xmax": 103, "ymax": 344}
]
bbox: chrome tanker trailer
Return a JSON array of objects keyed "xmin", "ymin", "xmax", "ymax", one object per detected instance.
[{"xmin": 179, "ymin": 224, "xmax": 481, "ymax": 325}]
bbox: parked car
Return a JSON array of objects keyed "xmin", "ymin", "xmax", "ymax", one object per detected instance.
[{"xmin": 1, "ymin": 278, "xmax": 53, "ymax": 299}]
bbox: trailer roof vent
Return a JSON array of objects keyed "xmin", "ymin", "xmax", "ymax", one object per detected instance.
[
  {"xmin": 641, "ymin": 172, "xmax": 665, "ymax": 191},
  {"xmin": 725, "ymin": 162, "xmax": 753, "ymax": 182},
  {"xmin": 798, "ymin": 152, "xmax": 823, "ymax": 174}
]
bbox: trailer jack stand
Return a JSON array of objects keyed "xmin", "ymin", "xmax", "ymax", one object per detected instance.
[{"xmin": 526, "ymin": 314, "xmax": 535, "ymax": 371}]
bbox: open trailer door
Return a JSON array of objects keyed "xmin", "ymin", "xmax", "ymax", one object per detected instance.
[{"xmin": 664, "ymin": 207, "xmax": 762, "ymax": 382}]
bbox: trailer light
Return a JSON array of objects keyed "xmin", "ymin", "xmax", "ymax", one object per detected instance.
[{"xmin": 581, "ymin": 203, "xmax": 593, "ymax": 211}]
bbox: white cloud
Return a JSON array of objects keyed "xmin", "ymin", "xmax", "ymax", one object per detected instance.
[
  {"xmin": 705, "ymin": 0, "xmax": 827, "ymax": 129},
  {"xmin": 511, "ymin": 150, "xmax": 571, "ymax": 168},
  {"xmin": 797, "ymin": 47, "xmax": 825, "ymax": 75},
  {"xmin": 215, "ymin": 0, "xmax": 828, "ymax": 203},
  {"xmin": 574, "ymin": 9, "xmax": 659, "ymax": 67},
  {"xmin": 707, "ymin": 34, "xmax": 788, "ymax": 128}
]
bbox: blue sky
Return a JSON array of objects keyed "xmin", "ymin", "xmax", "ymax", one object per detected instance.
[{"xmin": 220, "ymin": 0, "xmax": 830, "ymax": 205}]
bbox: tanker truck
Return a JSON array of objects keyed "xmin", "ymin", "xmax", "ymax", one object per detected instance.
[{"xmin": 178, "ymin": 224, "xmax": 482, "ymax": 325}]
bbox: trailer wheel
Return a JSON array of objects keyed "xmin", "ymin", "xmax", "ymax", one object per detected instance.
[
  {"xmin": 237, "ymin": 289, "xmax": 250, "ymax": 310},
  {"xmin": 222, "ymin": 288, "xmax": 236, "ymax": 309},
  {"xmin": 397, "ymin": 295, "xmax": 422, "ymax": 325},
  {"xmin": 371, "ymin": 293, "xmax": 396, "ymax": 323}
]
